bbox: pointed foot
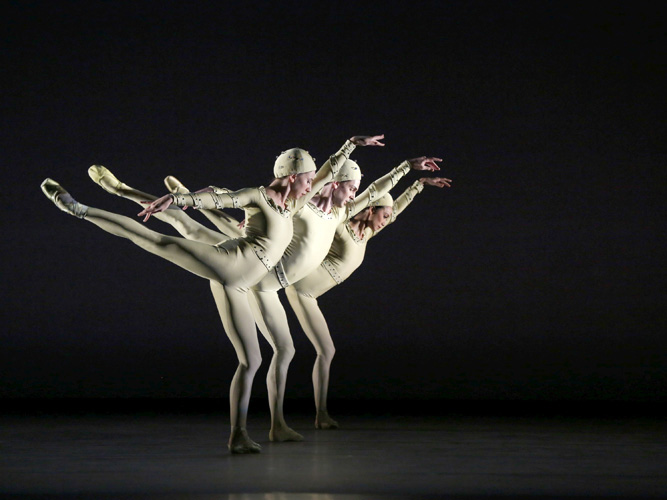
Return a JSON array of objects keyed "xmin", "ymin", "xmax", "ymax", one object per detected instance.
[
  {"xmin": 41, "ymin": 178, "xmax": 87, "ymax": 218},
  {"xmin": 164, "ymin": 175, "xmax": 189, "ymax": 194},
  {"xmin": 88, "ymin": 165, "xmax": 128, "ymax": 196}
]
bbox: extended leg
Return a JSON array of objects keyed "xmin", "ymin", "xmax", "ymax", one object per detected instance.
[
  {"xmin": 285, "ymin": 286, "xmax": 339, "ymax": 429},
  {"xmin": 89, "ymin": 166, "xmax": 228, "ymax": 245},
  {"xmin": 84, "ymin": 206, "xmax": 238, "ymax": 282},
  {"xmin": 210, "ymin": 281, "xmax": 263, "ymax": 454},
  {"xmin": 42, "ymin": 179, "xmax": 240, "ymax": 284},
  {"xmin": 248, "ymin": 289, "xmax": 303, "ymax": 442}
]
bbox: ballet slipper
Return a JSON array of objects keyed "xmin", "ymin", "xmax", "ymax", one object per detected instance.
[
  {"xmin": 164, "ymin": 175, "xmax": 189, "ymax": 194},
  {"xmin": 41, "ymin": 178, "xmax": 88, "ymax": 218},
  {"xmin": 88, "ymin": 165, "xmax": 128, "ymax": 196},
  {"xmin": 228, "ymin": 427, "xmax": 262, "ymax": 454},
  {"xmin": 315, "ymin": 411, "xmax": 339, "ymax": 430},
  {"xmin": 269, "ymin": 424, "xmax": 304, "ymax": 442}
]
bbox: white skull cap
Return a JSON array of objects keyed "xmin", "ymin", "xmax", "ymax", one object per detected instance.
[
  {"xmin": 273, "ymin": 148, "xmax": 316, "ymax": 178},
  {"xmin": 334, "ymin": 159, "xmax": 362, "ymax": 182},
  {"xmin": 370, "ymin": 193, "xmax": 393, "ymax": 207}
]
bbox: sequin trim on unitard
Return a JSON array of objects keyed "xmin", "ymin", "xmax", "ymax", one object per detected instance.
[
  {"xmin": 321, "ymin": 259, "xmax": 343, "ymax": 285},
  {"xmin": 273, "ymin": 260, "xmax": 290, "ymax": 288},
  {"xmin": 251, "ymin": 243, "xmax": 274, "ymax": 272}
]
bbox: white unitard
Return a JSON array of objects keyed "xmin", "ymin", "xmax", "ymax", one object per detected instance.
[
  {"xmin": 284, "ymin": 180, "xmax": 425, "ymax": 420},
  {"xmin": 64, "ymin": 145, "xmax": 347, "ymax": 451},
  {"xmin": 248, "ymin": 161, "xmax": 412, "ymax": 434},
  {"xmin": 79, "ymin": 186, "xmax": 295, "ymax": 439}
]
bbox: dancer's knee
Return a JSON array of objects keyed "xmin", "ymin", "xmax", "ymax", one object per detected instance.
[
  {"xmin": 136, "ymin": 233, "xmax": 172, "ymax": 251},
  {"xmin": 240, "ymin": 352, "xmax": 262, "ymax": 375},
  {"xmin": 172, "ymin": 221, "xmax": 198, "ymax": 240},
  {"xmin": 283, "ymin": 342, "xmax": 296, "ymax": 362},
  {"xmin": 273, "ymin": 340, "xmax": 295, "ymax": 363},
  {"xmin": 317, "ymin": 344, "xmax": 335, "ymax": 364}
]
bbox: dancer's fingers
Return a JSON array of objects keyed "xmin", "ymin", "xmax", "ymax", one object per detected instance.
[{"xmin": 371, "ymin": 134, "xmax": 385, "ymax": 146}]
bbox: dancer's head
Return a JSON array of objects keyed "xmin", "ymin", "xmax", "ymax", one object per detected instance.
[
  {"xmin": 369, "ymin": 193, "xmax": 393, "ymax": 231},
  {"xmin": 274, "ymin": 148, "xmax": 317, "ymax": 199},
  {"xmin": 354, "ymin": 193, "xmax": 393, "ymax": 231},
  {"xmin": 289, "ymin": 171, "xmax": 316, "ymax": 199},
  {"xmin": 274, "ymin": 148, "xmax": 316, "ymax": 177},
  {"xmin": 331, "ymin": 181, "xmax": 360, "ymax": 207},
  {"xmin": 331, "ymin": 159, "xmax": 362, "ymax": 208}
]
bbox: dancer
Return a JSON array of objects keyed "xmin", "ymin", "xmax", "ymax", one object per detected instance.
[
  {"xmin": 284, "ymin": 175, "xmax": 451, "ymax": 428},
  {"xmin": 246, "ymin": 156, "xmax": 442, "ymax": 438},
  {"xmin": 41, "ymin": 134, "xmax": 382, "ymax": 453}
]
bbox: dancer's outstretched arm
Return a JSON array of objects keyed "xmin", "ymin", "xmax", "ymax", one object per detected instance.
[
  {"xmin": 293, "ymin": 134, "xmax": 386, "ymax": 212},
  {"xmin": 139, "ymin": 186, "xmax": 263, "ymax": 221},
  {"xmin": 346, "ymin": 156, "xmax": 442, "ymax": 218},
  {"xmin": 139, "ymin": 135, "xmax": 385, "ymax": 220},
  {"xmin": 163, "ymin": 177, "xmax": 245, "ymax": 239},
  {"xmin": 374, "ymin": 176, "xmax": 452, "ymax": 235}
]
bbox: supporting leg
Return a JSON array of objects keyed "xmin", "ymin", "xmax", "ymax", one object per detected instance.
[
  {"xmin": 248, "ymin": 289, "xmax": 303, "ymax": 442},
  {"xmin": 210, "ymin": 281, "xmax": 263, "ymax": 454},
  {"xmin": 285, "ymin": 286, "xmax": 339, "ymax": 429}
]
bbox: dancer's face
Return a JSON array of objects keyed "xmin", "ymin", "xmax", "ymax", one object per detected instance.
[
  {"xmin": 332, "ymin": 180, "xmax": 360, "ymax": 208},
  {"xmin": 369, "ymin": 206, "xmax": 392, "ymax": 231},
  {"xmin": 290, "ymin": 171, "xmax": 316, "ymax": 199}
]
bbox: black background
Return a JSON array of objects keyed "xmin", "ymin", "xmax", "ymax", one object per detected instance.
[{"xmin": 2, "ymin": 0, "xmax": 665, "ymax": 405}]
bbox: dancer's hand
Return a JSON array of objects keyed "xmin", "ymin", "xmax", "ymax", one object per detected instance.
[
  {"xmin": 419, "ymin": 177, "xmax": 452, "ymax": 188},
  {"xmin": 350, "ymin": 134, "xmax": 385, "ymax": 147},
  {"xmin": 409, "ymin": 156, "xmax": 442, "ymax": 171},
  {"xmin": 138, "ymin": 194, "xmax": 174, "ymax": 222}
]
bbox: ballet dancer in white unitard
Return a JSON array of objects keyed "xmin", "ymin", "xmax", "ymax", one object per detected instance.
[
  {"xmin": 245, "ymin": 155, "xmax": 442, "ymax": 438},
  {"xmin": 284, "ymin": 175, "xmax": 451, "ymax": 428},
  {"xmin": 40, "ymin": 135, "xmax": 380, "ymax": 453}
]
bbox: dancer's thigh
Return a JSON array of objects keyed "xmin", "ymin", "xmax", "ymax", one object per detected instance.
[
  {"xmin": 159, "ymin": 235, "xmax": 257, "ymax": 285},
  {"xmin": 211, "ymin": 239, "xmax": 270, "ymax": 288},
  {"xmin": 161, "ymin": 209, "xmax": 232, "ymax": 245},
  {"xmin": 210, "ymin": 281, "xmax": 261, "ymax": 367},
  {"xmin": 251, "ymin": 289, "xmax": 293, "ymax": 351},
  {"xmin": 291, "ymin": 266, "xmax": 338, "ymax": 299},
  {"xmin": 286, "ymin": 287, "xmax": 332, "ymax": 353}
]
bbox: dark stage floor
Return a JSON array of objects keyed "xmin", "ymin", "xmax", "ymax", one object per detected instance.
[{"xmin": 1, "ymin": 400, "xmax": 665, "ymax": 499}]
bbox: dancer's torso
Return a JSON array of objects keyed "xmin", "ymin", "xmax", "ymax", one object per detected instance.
[
  {"xmin": 254, "ymin": 201, "xmax": 349, "ymax": 291},
  {"xmin": 324, "ymin": 221, "xmax": 373, "ymax": 282}
]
